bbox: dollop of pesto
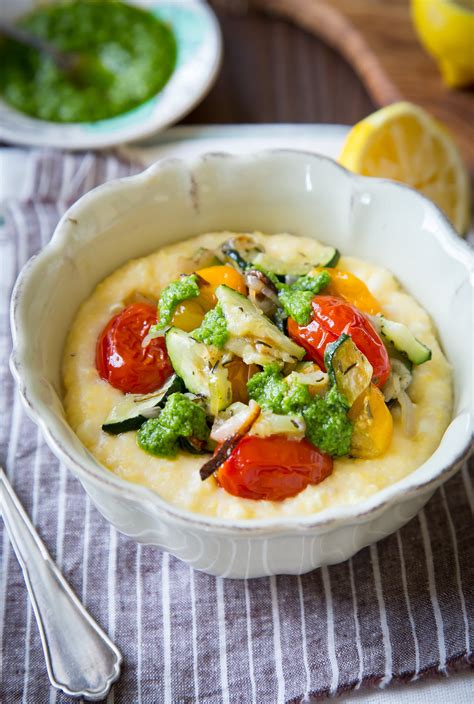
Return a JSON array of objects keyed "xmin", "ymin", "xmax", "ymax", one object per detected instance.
[
  {"xmin": 302, "ymin": 386, "xmax": 352, "ymax": 456},
  {"xmin": 247, "ymin": 363, "xmax": 352, "ymax": 456},
  {"xmin": 247, "ymin": 363, "xmax": 312, "ymax": 415},
  {"xmin": 290, "ymin": 270, "xmax": 331, "ymax": 294},
  {"xmin": 137, "ymin": 393, "xmax": 209, "ymax": 457},
  {"xmin": 192, "ymin": 304, "xmax": 229, "ymax": 349},
  {"xmin": 156, "ymin": 275, "xmax": 200, "ymax": 329},
  {"xmin": 277, "ymin": 270, "xmax": 331, "ymax": 325},
  {"xmin": 0, "ymin": 0, "xmax": 176, "ymax": 123},
  {"xmin": 277, "ymin": 289, "xmax": 315, "ymax": 326}
]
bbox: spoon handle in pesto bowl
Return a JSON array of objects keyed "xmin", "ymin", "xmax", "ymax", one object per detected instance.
[
  {"xmin": 0, "ymin": 20, "xmax": 80, "ymax": 72},
  {"xmin": 0, "ymin": 466, "xmax": 121, "ymax": 701}
]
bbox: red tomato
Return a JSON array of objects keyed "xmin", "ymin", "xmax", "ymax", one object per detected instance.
[
  {"xmin": 96, "ymin": 303, "xmax": 173, "ymax": 394},
  {"xmin": 216, "ymin": 436, "xmax": 333, "ymax": 501},
  {"xmin": 287, "ymin": 295, "xmax": 390, "ymax": 387}
]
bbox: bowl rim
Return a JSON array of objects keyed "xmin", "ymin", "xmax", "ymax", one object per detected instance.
[
  {"xmin": 0, "ymin": 0, "xmax": 222, "ymax": 150},
  {"xmin": 9, "ymin": 149, "xmax": 474, "ymax": 534}
]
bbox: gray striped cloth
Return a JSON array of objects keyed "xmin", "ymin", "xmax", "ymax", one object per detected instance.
[{"xmin": 1, "ymin": 150, "xmax": 473, "ymax": 703}]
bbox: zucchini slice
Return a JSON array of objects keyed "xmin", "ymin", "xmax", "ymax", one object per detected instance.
[
  {"xmin": 249, "ymin": 411, "xmax": 306, "ymax": 440},
  {"xmin": 380, "ymin": 318, "xmax": 431, "ymax": 365},
  {"xmin": 252, "ymin": 241, "xmax": 339, "ymax": 276},
  {"xmin": 324, "ymin": 333, "xmax": 373, "ymax": 406},
  {"xmin": 216, "ymin": 284, "xmax": 305, "ymax": 365},
  {"xmin": 285, "ymin": 362, "xmax": 329, "ymax": 396},
  {"xmin": 220, "ymin": 235, "xmax": 264, "ymax": 271},
  {"xmin": 166, "ymin": 327, "xmax": 232, "ymax": 414},
  {"xmin": 208, "ymin": 359, "xmax": 233, "ymax": 416},
  {"xmin": 102, "ymin": 374, "xmax": 183, "ymax": 434},
  {"xmin": 189, "ymin": 247, "xmax": 222, "ymax": 269}
]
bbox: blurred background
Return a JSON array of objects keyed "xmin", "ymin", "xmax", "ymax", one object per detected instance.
[{"xmin": 2, "ymin": 0, "xmax": 472, "ymax": 232}]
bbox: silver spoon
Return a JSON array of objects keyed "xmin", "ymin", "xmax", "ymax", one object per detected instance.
[
  {"xmin": 0, "ymin": 466, "xmax": 121, "ymax": 700},
  {"xmin": 0, "ymin": 20, "xmax": 83, "ymax": 73},
  {"xmin": 0, "ymin": 20, "xmax": 112, "ymax": 88}
]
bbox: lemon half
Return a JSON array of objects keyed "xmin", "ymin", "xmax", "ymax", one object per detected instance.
[
  {"xmin": 339, "ymin": 101, "xmax": 471, "ymax": 235},
  {"xmin": 411, "ymin": 0, "xmax": 474, "ymax": 89}
]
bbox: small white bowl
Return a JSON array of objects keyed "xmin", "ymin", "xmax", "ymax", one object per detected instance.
[
  {"xmin": 0, "ymin": 0, "xmax": 221, "ymax": 150},
  {"xmin": 10, "ymin": 151, "xmax": 473, "ymax": 578}
]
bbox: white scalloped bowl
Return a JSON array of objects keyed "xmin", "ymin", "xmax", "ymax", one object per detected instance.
[{"xmin": 10, "ymin": 151, "xmax": 473, "ymax": 578}]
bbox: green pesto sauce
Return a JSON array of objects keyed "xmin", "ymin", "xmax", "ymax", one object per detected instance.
[
  {"xmin": 277, "ymin": 270, "xmax": 331, "ymax": 326},
  {"xmin": 302, "ymin": 386, "xmax": 353, "ymax": 457},
  {"xmin": 247, "ymin": 364, "xmax": 353, "ymax": 456},
  {"xmin": 277, "ymin": 288, "xmax": 315, "ymax": 326},
  {"xmin": 156, "ymin": 275, "xmax": 200, "ymax": 329},
  {"xmin": 192, "ymin": 304, "xmax": 229, "ymax": 349},
  {"xmin": 137, "ymin": 393, "xmax": 209, "ymax": 458},
  {"xmin": 0, "ymin": 0, "xmax": 177, "ymax": 123},
  {"xmin": 247, "ymin": 363, "xmax": 312, "ymax": 416}
]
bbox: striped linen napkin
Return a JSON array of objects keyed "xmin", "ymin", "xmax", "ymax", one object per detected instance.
[{"xmin": 1, "ymin": 150, "xmax": 472, "ymax": 703}]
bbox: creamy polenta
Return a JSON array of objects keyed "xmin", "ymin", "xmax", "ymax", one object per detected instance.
[{"xmin": 63, "ymin": 233, "xmax": 452, "ymax": 519}]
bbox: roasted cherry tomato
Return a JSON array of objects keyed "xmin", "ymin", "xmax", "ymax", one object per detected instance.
[
  {"xmin": 348, "ymin": 384, "xmax": 393, "ymax": 458},
  {"xmin": 225, "ymin": 359, "xmax": 259, "ymax": 404},
  {"xmin": 287, "ymin": 295, "xmax": 390, "ymax": 387},
  {"xmin": 313, "ymin": 268, "xmax": 381, "ymax": 315},
  {"xmin": 216, "ymin": 436, "xmax": 333, "ymax": 501},
  {"xmin": 171, "ymin": 298, "xmax": 207, "ymax": 332},
  {"xmin": 171, "ymin": 265, "xmax": 247, "ymax": 331},
  {"xmin": 196, "ymin": 265, "xmax": 247, "ymax": 296},
  {"xmin": 96, "ymin": 303, "xmax": 173, "ymax": 394}
]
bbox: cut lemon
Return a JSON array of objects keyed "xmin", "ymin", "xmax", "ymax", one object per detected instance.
[
  {"xmin": 339, "ymin": 102, "xmax": 471, "ymax": 235},
  {"xmin": 411, "ymin": 0, "xmax": 474, "ymax": 89}
]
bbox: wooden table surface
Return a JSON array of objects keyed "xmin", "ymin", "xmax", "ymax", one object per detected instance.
[
  {"xmin": 181, "ymin": 4, "xmax": 472, "ymax": 230},
  {"xmin": 183, "ymin": 6, "xmax": 375, "ymax": 127}
]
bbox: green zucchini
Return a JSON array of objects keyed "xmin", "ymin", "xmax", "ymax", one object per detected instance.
[
  {"xmin": 249, "ymin": 411, "xmax": 306, "ymax": 440},
  {"xmin": 190, "ymin": 247, "xmax": 222, "ymax": 269},
  {"xmin": 220, "ymin": 235, "xmax": 264, "ymax": 271},
  {"xmin": 295, "ymin": 360, "xmax": 320, "ymax": 373},
  {"xmin": 220, "ymin": 246, "xmax": 249, "ymax": 272},
  {"xmin": 380, "ymin": 318, "xmax": 431, "ymax": 365},
  {"xmin": 252, "ymin": 241, "xmax": 339, "ymax": 276},
  {"xmin": 324, "ymin": 333, "xmax": 373, "ymax": 406},
  {"xmin": 220, "ymin": 235, "xmax": 339, "ymax": 276},
  {"xmin": 165, "ymin": 327, "xmax": 232, "ymax": 414},
  {"xmin": 381, "ymin": 339, "xmax": 413, "ymax": 372},
  {"xmin": 216, "ymin": 284, "xmax": 305, "ymax": 365},
  {"xmin": 102, "ymin": 374, "xmax": 183, "ymax": 434}
]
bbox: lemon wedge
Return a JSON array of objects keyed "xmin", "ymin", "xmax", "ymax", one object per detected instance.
[
  {"xmin": 339, "ymin": 102, "xmax": 471, "ymax": 235},
  {"xmin": 411, "ymin": 0, "xmax": 474, "ymax": 89}
]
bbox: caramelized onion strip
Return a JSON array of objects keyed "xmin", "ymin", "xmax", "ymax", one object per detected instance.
[{"xmin": 200, "ymin": 402, "xmax": 261, "ymax": 481}]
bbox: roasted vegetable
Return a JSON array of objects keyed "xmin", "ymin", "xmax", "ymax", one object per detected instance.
[
  {"xmin": 252, "ymin": 240, "xmax": 339, "ymax": 275},
  {"xmin": 166, "ymin": 328, "xmax": 232, "ymax": 414},
  {"xmin": 312, "ymin": 268, "xmax": 382, "ymax": 315},
  {"xmin": 380, "ymin": 317, "xmax": 431, "ymax": 365},
  {"xmin": 200, "ymin": 401, "xmax": 261, "ymax": 480},
  {"xmin": 324, "ymin": 334, "xmax": 373, "ymax": 406},
  {"xmin": 102, "ymin": 374, "xmax": 183, "ymax": 434},
  {"xmin": 245, "ymin": 269, "xmax": 279, "ymax": 316},
  {"xmin": 216, "ymin": 285, "xmax": 305, "ymax": 366},
  {"xmin": 220, "ymin": 235, "xmax": 264, "ymax": 271},
  {"xmin": 348, "ymin": 384, "xmax": 393, "ymax": 458}
]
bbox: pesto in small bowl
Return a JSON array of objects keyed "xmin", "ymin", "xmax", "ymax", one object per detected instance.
[{"xmin": 0, "ymin": 0, "xmax": 177, "ymax": 123}]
